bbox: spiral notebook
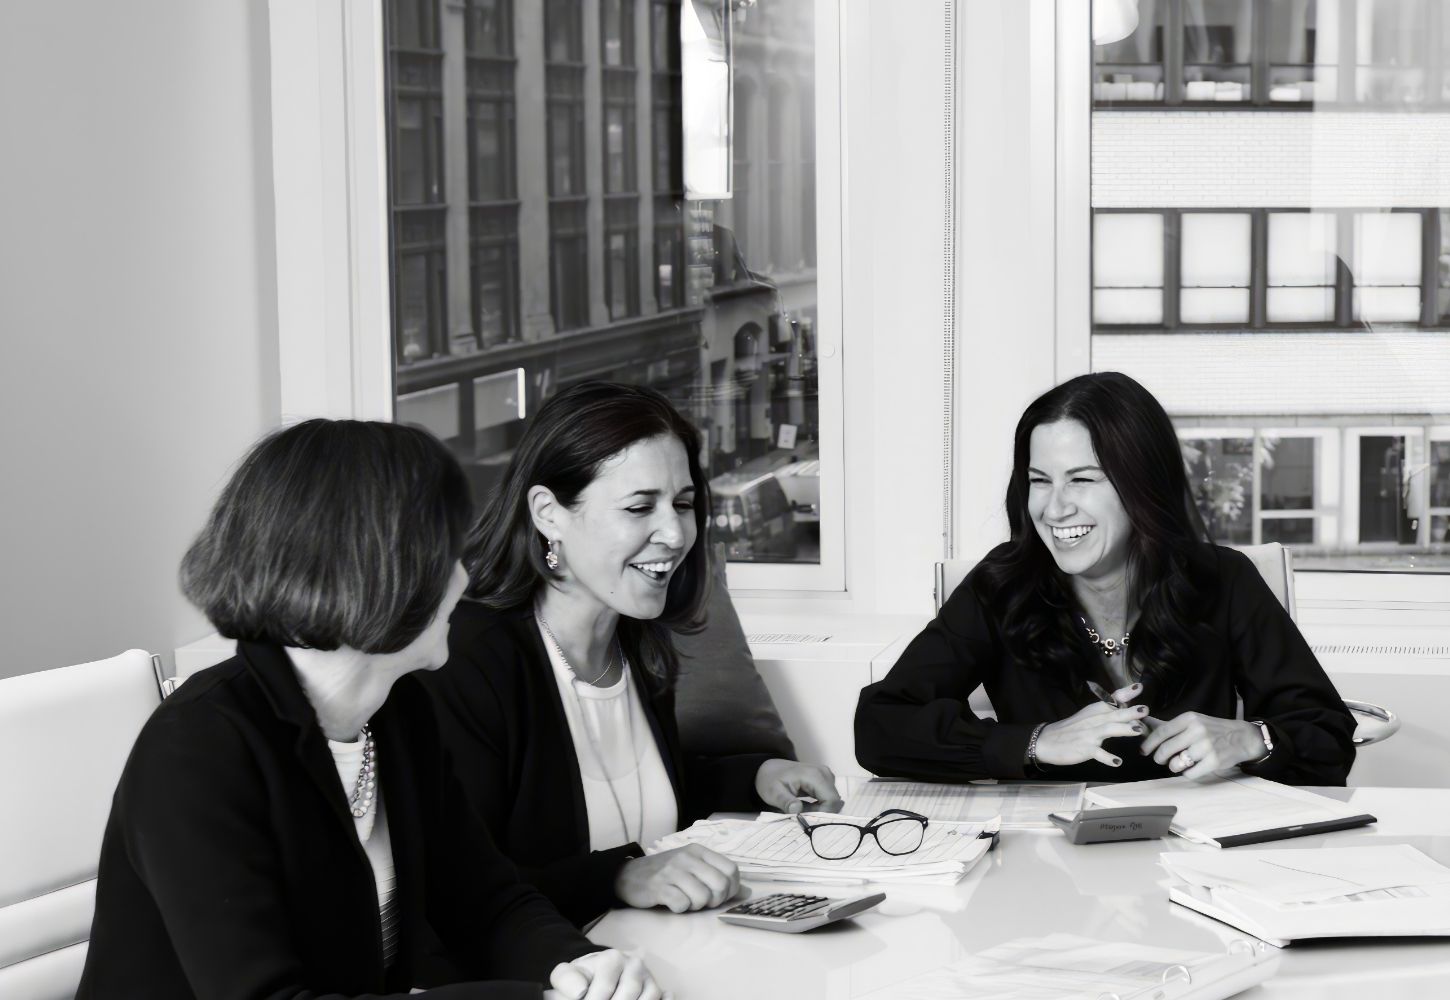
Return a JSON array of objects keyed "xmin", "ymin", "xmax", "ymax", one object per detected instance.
[{"xmin": 859, "ymin": 934, "xmax": 1279, "ymax": 1000}]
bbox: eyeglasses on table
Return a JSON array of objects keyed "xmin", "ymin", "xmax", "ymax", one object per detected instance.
[{"xmin": 795, "ymin": 808, "xmax": 930, "ymax": 860}]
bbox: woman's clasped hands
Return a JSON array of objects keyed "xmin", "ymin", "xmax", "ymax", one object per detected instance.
[
  {"xmin": 1033, "ymin": 683, "xmax": 1149, "ymax": 768},
  {"xmin": 1138, "ymin": 711, "xmax": 1268, "ymax": 780}
]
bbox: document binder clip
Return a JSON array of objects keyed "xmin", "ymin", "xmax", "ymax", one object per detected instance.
[{"xmin": 1048, "ymin": 805, "xmax": 1177, "ymax": 845}]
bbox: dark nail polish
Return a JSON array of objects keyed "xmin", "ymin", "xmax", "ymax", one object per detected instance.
[
  {"xmin": 1131, "ymin": 723, "xmax": 1144, "ymax": 734},
  {"xmin": 1111, "ymin": 757, "xmax": 1122, "ymax": 767}
]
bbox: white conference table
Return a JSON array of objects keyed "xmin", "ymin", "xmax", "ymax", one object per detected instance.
[{"xmin": 589, "ymin": 786, "xmax": 1450, "ymax": 999}]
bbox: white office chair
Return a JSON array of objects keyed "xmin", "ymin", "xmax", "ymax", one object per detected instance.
[
  {"xmin": 932, "ymin": 543, "xmax": 1398, "ymax": 746},
  {"xmin": 0, "ymin": 650, "xmax": 165, "ymax": 1000}
]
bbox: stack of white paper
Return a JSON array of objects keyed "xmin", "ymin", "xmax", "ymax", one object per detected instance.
[
  {"xmin": 651, "ymin": 813, "xmax": 999, "ymax": 885},
  {"xmin": 860, "ymin": 933, "xmax": 1278, "ymax": 1000},
  {"xmin": 845, "ymin": 779, "xmax": 1084, "ymax": 830},
  {"xmin": 1086, "ymin": 774, "xmax": 1375, "ymax": 847},
  {"xmin": 1162, "ymin": 844, "xmax": 1450, "ymax": 947}
]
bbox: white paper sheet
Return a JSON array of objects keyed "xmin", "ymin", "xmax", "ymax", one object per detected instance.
[
  {"xmin": 845, "ymin": 780, "xmax": 1085, "ymax": 829},
  {"xmin": 1086, "ymin": 774, "xmax": 1365, "ymax": 844},
  {"xmin": 651, "ymin": 813, "xmax": 998, "ymax": 885}
]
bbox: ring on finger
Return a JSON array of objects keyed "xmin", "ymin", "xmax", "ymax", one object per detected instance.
[{"xmin": 1177, "ymin": 752, "xmax": 1195, "ymax": 769}]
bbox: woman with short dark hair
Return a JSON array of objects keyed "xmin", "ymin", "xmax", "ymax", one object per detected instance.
[
  {"xmin": 855, "ymin": 372, "xmax": 1356, "ymax": 785},
  {"xmin": 424, "ymin": 381, "xmax": 840, "ymax": 928},
  {"xmin": 79, "ymin": 419, "xmax": 662, "ymax": 1000}
]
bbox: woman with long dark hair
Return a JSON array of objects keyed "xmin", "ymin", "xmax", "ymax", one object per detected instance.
[
  {"xmin": 855, "ymin": 372, "xmax": 1355, "ymax": 785},
  {"xmin": 424, "ymin": 381, "xmax": 840, "ymax": 928},
  {"xmin": 79, "ymin": 420, "xmax": 661, "ymax": 1000}
]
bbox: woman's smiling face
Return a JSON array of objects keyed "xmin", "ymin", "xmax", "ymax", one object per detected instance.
[
  {"xmin": 549, "ymin": 433, "xmax": 699, "ymax": 621},
  {"xmin": 1026, "ymin": 418, "xmax": 1133, "ymax": 583}
]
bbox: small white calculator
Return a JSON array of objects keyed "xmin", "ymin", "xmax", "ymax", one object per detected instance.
[{"xmin": 717, "ymin": 891, "xmax": 886, "ymax": 933}]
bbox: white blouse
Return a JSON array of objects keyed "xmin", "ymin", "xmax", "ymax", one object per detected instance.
[
  {"xmin": 327, "ymin": 734, "xmax": 400, "ymax": 967},
  {"xmin": 539, "ymin": 623, "xmax": 679, "ymax": 852}
]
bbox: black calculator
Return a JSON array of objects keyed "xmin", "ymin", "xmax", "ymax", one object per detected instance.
[{"xmin": 718, "ymin": 891, "xmax": 886, "ymax": 933}]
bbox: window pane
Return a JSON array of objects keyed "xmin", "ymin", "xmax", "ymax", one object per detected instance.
[
  {"xmin": 1430, "ymin": 440, "xmax": 1450, "ymax": 507},
  {"xmin": 1262, "ymin": 518, "xmax": 1315, "ymax": 544},
  {"xmin": 1183, "ymin": 0, "xmax": 1252, "ymax": 101},
  {"xmin": 385, "ymin": 0, "xmax": 827, "ymax": 567},
  {"xmin": 1094, "ymin": 288, "xmax": 1163, "ymax": 324},
  {"xmin": 1359, "ymin": 436, "xmax": 1414, "ymax": 544},
  {"xmin": 1268, "ymin": 213, "xmax": 1337, "ymax": 286},
  {"xmin": 1183, "ymin": 438, "xmax": 1254, "ymax": 545},
  {"xmin": 1354, "ymin": 286, "xmax": 1421, "ymax": 322},
  {"xmin": 1181, "ymin": 213, "xmax": 1250, "ymax": 287},
  {"xmin": 1261, "ymin": 437, "xmax": 1315, "ymax": 510},
  {"xmin": 1354, "ymin": 213, "xmax": 1421, "ymax": 285},
  {"xmin": 1180, "ymin": 288, "xmax": 1249, "ymax": 324},
  {"xmin": 1093, "ymin": 1, "xmax": 1166, "ymax": 102},
  {"xmin": 1094, "ymin": 214, "xmax": 1163, "ymax": 286}
]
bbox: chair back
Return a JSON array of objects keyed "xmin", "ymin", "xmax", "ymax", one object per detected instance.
[
  {"xmin": 1234, "ymin": 542, "xmax": 1297, "ymax": 618},
  {"xmin": 933, "ymin": 560, "xmax": 975, "ymax": 614},
  {"xmin": 0, "ymin": 650, "xmax": 163, "ymax": 1000}
]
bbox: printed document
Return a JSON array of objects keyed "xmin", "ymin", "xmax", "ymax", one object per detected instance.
[
  {"xmin": 651, "ymin": 813, "xmax": 998, "ymax": 885},
  {"xmin": 846, "ymin": 780, "xmax": 1084, "ymax": 830},
  {"xmin": 1086, "ymin": 774, "xmax": 1373, "ymax": 846}
]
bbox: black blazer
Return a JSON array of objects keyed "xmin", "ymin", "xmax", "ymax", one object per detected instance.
[
  {"xmin": 855, "ymin": 545, "xmax": 1356, "ymax": 786},
  {"xmin": 78, "ymin": 641, "xmax": 597, "ymax": 1000},
  {"xmin": 422, "ymin": 603, "xmax": 772, "ymax": 927}
]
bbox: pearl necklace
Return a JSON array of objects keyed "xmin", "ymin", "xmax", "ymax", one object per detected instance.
[
  {"xmin": 1080, "ymin": 615, "xmax": 1130, "ymax": 658},
  {"xmin": 348, "ymin": 724, "xmax": 377, "ymax": 819},
  {"xmin": 537, "ymin": 613, "xmax": 644, "ymax": 845}
]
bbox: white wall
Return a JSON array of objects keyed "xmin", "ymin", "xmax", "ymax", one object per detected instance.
[{"xmin": 0, "ymin": 0, "xmax": 280, "ymax": 679}]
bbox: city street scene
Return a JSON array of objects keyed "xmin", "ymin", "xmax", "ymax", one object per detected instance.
[{"xmin": 385, "ymin": 0, "xmax": 821, "ymax": 563}]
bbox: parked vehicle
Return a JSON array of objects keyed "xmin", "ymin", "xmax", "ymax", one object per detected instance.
[{"xmin": 707, "ymin": 471, "xmax": 799, "ymax": 562}]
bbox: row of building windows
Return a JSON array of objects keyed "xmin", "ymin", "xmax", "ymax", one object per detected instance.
[
  {"xmin": 386, "ymin": 0, "xmax": 685, "ymax": 364},
  {"xmin": 1095, "ymin": 0, "xmax": 1450, "ymax": 107},
  {"xmin": 1181, "ymin": 426, "xmax": 1450, "ymax": 552},
  {"xmin": 1093, "ymin": 207, "xmax": 1450, "ymax": 328}
]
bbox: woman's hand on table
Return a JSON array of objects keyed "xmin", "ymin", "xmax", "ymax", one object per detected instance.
[
  {"xmin": 1035, "ymin": 683, "xmax": 1149, "ymax": 767},
  {"xmin": 546, "ymin": 949, "xmax": 668, "ymax": 1000},
  {"xmin": 614, "ymin": 844, "xmax": 739, "ymax": 913},
  {"xmin": 754, "ymin": 758, "xmax": 844, "ymax": 814},
  {"xmin": 1139, "ymin": 711, "xmax": 1266, "ymax": 780}
]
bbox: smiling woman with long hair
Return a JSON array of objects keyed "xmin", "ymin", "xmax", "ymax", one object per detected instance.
[
  {"xmin": 423, "ymin": 381, "xmax": 840, "ymax": 928},
  {"xmin": 855, "ymin": 372, "xmax": 1356, "ymax": 786}
]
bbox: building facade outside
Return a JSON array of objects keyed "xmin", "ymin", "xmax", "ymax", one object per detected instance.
[
  {"xmin": 384, "ymin": 0, "xmax": 821, "ymax": 562},
  {"xmin": 1092, "ymin": 0, "xmax": 1450, "ymax": 570}
]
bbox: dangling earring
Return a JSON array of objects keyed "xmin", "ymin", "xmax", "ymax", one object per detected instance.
[{"xmin": 545, "ymin": 538, "xmax": 561, "ymax": 571}]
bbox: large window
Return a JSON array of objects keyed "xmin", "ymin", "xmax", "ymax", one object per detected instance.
[
  {"xmin": 1091, "ymin": 2, "xmax": 1450, "ymax": 570},
  {"xmin": 382, "ymin": 0, "xmax": 832, "ymax": 575}
]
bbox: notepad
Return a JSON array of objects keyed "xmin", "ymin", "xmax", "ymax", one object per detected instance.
[
  {"xmin": 651, "ymin": 813, "xmax": 999, "ymax": 886},
  {"xmin": 1085, "ymin": 774, "xmax": 1375, "ymax": 847},
  {"xmin": 845, "ymin": 779, "xmax": 1084, "ymax": 830},
  {"xmin": 859, "ymin": 933, "xmax": 1279, "ymax": 1000},
  {"xmin": 1162, "ymin": 845, "xmax": 1450, "ymax": 947}
]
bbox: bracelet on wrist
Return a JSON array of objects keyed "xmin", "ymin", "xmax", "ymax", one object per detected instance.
[
  {"xmin": 1025, "ymin": 722, "xmax": 1049, "ymax": 773},
  {"xmin": 1245, "ymin": 719, "xmax": 1274, "ymax": 765}
]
